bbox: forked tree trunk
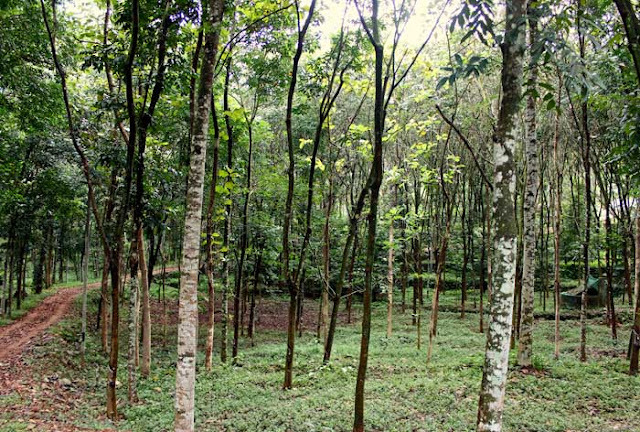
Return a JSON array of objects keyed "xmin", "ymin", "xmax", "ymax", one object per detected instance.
[
  {"xmin": 282, "ymin": 1, "xmax": 316, "ymax": 388},
  {"xmin": 476, "ymin": 0, "xmax": 525, "ymax": 429},
  {"xmin": 174, "ymin": 0, "xmax": 224, "ymax": 429},
  {"xmin": 353, "ymin": 1, "xmax": 384, "ymax": 429}
]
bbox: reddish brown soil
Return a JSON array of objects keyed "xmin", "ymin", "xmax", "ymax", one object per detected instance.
[
  {"xmin": 0, "ymin": 267, "xmax": 178, "ymax": 365},
  {"xmin": 153, "ymin": 294, "xmax": 355, "ymax": 333},
  {"xmin": 0, "ymin": 284, "xmax": 96, "ymax": 364},
  {"xmin": 0, "ymin": 268, "xmax": 176, "ymax": 431}
]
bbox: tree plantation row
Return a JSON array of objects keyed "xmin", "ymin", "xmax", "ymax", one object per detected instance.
[{"xmin": 1, "ymin": 0, "xmax": 640, "ymax": 431}]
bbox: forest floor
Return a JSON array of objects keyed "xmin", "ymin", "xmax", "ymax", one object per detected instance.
[
  {"xmin": 0, "ymin": 268, "xmax": 177, "ymax": 431},
  {"xmin": 1, "ymin": 274, "xmax": 639, "ymax": 431}
]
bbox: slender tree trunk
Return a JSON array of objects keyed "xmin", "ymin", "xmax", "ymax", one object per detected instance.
[
  {"xmin": 33, "ymin": 237, "xmax": 46, "ymax": 295},
  {"xmin": 461, "ymin": 183, "xmax": 469, "ymax": 319},
  {"xmin": 248, "ymin": 245, "xmax": 263, "ymax": 343},
  {"xmin": 517, "ymin": 5, "xmax": 540, "ymax": 367},
  {"xmin": 623, "ymin": 237, "xmax": 633, "ymax": 307},
  {"xmin": 427, "ymin": 216, "xmax": 451, "ymax": 363},
  {"xmin": 204, "ymin": 98, "xmax": 220, "ymax": 371},
  {"xmin": 578, "ymin": 1, "xmax": 591, "ymax": 363},
  {"xmin": 322, "ymin": 184, "xmax": 333, "ymax": 344},
  {"xmin": 16, "ymin": 244, "xmax": 24, "ymax": 310},
  {"xmin": 127, "ymin": 253, "xmax": 139, "ymax": 403},
  {"xmin": 553, "ymin": 71, "xmax": 563, "ymax": 360},
  {"xmin": 1, "ymin": 249, "xmax": 7, "ymax": 316},
  {"xmin": 100, "ymin": 259, "xmax": 110, "ymax": 353},
  {"xmin": 605, "ymin": 197, "xmax": 617, "ymax": 339},
  {"xmin": 476, "ymin": 0, "xmax": 525, "ymax": 429},
  {"xmin": 174, "ymin": 0, "xmax": 224, "ymax": 429},
  {"xmin": 139, "ymin": 229, "xmax": 151, "ymax": 376},
  {"xmin": 282, "ymin": 0, "xmax": 317, "ymax": 390},
  {"xmin": 222, "ymin": 54, "xmax": 235, "ymax": 363},
  {"xmin": 613, "ymin": 0, "xmax": 640, "ymax": 83},
  {"xmin": 630, "ymin": 214, "xmax": 640, "ymax": 374},
  {"xmin": 386, "ymin": 186, "xmax": 396, "ymax": 338},
  {"xmin": 354, "ymin": 1, "xmax": 384, "ymax": 428},
  {"xmin": 7, "ymin": 239, "xmax": 14, "ymax": 318},
  {"xmin": 479, "ymin": 192, "xmax": 486, "ymax": 333},
  {"xmin": 81, "ymin": 199, "xmax": 91, "ymax": 363}
]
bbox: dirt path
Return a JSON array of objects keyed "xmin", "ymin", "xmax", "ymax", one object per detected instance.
[
  {"xmin": 0, "ymin": 267, "xmax": 178, "ymax": 365},
  {"xmin": 0, "ymin": 283, "xmax": 98, "ymax": 364}
]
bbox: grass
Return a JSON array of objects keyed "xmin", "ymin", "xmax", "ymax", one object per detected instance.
[{"xmin": 4, "ymin": 278, "xmax": 640, "ymax": 432}]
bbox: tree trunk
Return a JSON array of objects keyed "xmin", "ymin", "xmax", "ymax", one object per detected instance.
[
  {"xmin": 322, "ymin": 185, "xmax": 333, "ymax": 344},
  {"xmin": 386, "ymin": 186, "xmax": 396, "ymax": 338},
  {"xmin": 81, "ymin": 200, "xmax": 91, "ymax": 363},
  {"xmin": 33, "ymin": 236, "xmax": 46, "ymax": 294},
  {"xmin": 630, "ymin": 215, "xmax": 640, "ymax": 374},
  {"xmin": 204, "ymin": 98, "xmax": 220, "ymax": 371},
  {"xmin": 354, "ymin": 1, "xmax": 384, "ymax": 428},
  {"xmin": 427, "ymin": 216, "xmax": 451, "ymax": 363},
  {"xmin": 139, "ymin": 228, "xmax": 151, "ymax": 377},
  {"xmin": 127, "ymin": 256, "xmax": 139, "ymax": 403},
  {"xmin": 613, "ymin": 0, "xmax": 640, "ymax": 83},
  {"xmin": 282, "ymin": 0, "xmax": 318, "ymax": 390},
  {"xmin": 517, "ymin": 5, "xmax": 540, "ymax": 367},
  {"xmin": 248, "ymin": 245, "xmax": 263, "ymax": 343},
  {"xmin": 476, "ymin": 0, "xmax": 525, "ymax": 429},
  {"xmin": 578, "ymin": 1, "xmax": 591, "ymax": 363},
  {"xmin": 552, "ymin": 71, "xmax": 563, "ymax": 360},
  {"xmin": 174, "ymin": 0, "xmax": 224, "ymax": 429}
]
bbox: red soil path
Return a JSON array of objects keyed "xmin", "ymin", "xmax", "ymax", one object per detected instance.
[{"xmin": 0, "ymin": 267, "xmax": 178, "ymax": 365}]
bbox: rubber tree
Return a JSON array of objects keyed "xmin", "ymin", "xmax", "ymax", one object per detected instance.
[
  {"xmin": 174, "ymin": 0, "xmax": 225, "ymax": 429},
  {"xmin": 281, "ymin": 0, "xmax": 317, "ymax": 390},
  {"xmin": 517, "ymin": 2, "xmax": 541, "ymax": 367},
  {"xmin": 476, "ymin": 0, "xmax": 526, "ymax": 430}
]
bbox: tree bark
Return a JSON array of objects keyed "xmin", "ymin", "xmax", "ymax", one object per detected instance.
[
  {"xmin": 139, "ymin": 229, "xmax": 151, "ymax": 377},
  {"xmin": 577, "ymin": 0, "xmax": 591, "ymax": 363},
  {"xmin": 386, "ymin": 186, "xmax": 396, "ymax": 338},
  {"xmin": 174, "ymin": 0, "xmax": 224, "ymax": 429},
  {"xmin": 552, "ymin": 74, "xmax": 563, "ymax": 360},
  {"xmin": 517, "ymin": 5, "xmax": 540, "ymax": 367},
  {"xmin": 613, "ymin": 0, "xmax": 640, "ymax": 83},
  {"xmin": 476, "ymin": 0, "xmax": 525, "ymax": 429},
  {"xmin": 81, "ymin": 199, "xmax": 91, "ymax": 364},
  {"xmin": 204, "ymin": 97, "xmax": 221, "ymax": 371},
  {"xmin": 630, "ymin": 215, "xmax": 640, "ymax": 374},
  {"xmin": 354, "ymin": 0, "xmax": 384, "ymax": 429}
]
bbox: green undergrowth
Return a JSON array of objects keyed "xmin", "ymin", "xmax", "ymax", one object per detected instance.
[{"xmin": 11, "ymin": 281, "xmax": 640, "ymax": 432}]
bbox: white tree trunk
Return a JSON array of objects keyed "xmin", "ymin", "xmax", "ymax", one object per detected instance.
[
  {"xmin": 517, "ymin": 9, "xmax": 540, "ymax": 367},
  {"xmin": 174, "ymin": 1, "xmax": 224, "ymax": 430},
  {"xmin": 477, "ymin": 0, "xmax": 526, "ymax": 430}
]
